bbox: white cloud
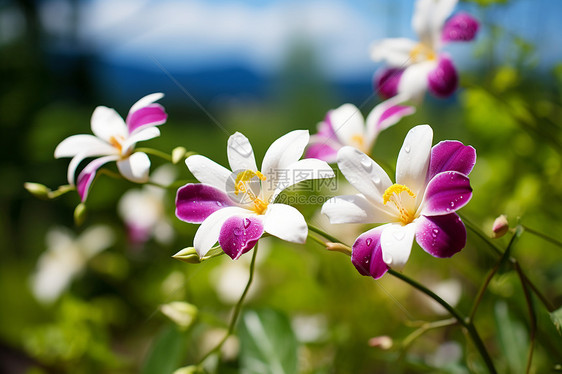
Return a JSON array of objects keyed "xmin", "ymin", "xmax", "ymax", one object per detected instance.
[{"xmin": 72, "ymin": 0, "xmax": 382, "ymax": 78}]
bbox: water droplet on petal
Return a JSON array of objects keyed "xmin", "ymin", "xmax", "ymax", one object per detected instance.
[
  {"xmin": 404, "ymin": 144, "xmax": 411, "ymax": 153},
  {"xmin": 360, "ymin": 155, "xmax": 372, "ymax": 171},
  {"xmin": 372, "ymin": 176, "xmax": 381, "ymax": 185},
  {"xmin": 365, "ymin": 238, "xmax": 372, "ymax": 246},
  {"xmin": 392, "ymin": 230, "xmax": 405, "ymax": 241},
  {"xmin": 233, "ymin": 228, "xmax": 243, "ymax": 236},
  {"xmin": 243, "ymin": 218, "xmax": 251, "ymax": 228}
]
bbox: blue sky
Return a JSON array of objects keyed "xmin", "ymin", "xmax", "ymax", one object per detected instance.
[{"xmin": 37, "ymin": 0, "xmax": 562, "ymax": 80}]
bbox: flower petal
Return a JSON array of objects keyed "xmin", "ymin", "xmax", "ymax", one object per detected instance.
[
  {"xmin": 396, "ymin": 124, "xmax": 433, "ymax": 199},
  {"xmin": 304, "ymin": 143, "xmax": 338, "ymax": 163},
  {"xmin": 321, "ymin": 194, "xmax": 396, "ymax": 224},
  {"xmin": 413, "ymin": 0, "xmax": 457, "ymax": 47},
  {"xmin": 398, "ymin": 60, "xmax": 436, "ymax": 101},
  {"xmin": 126, "ymin": 104, "xmax": 167, "ymax": 135},
  {"xmin": 370, "ymin": 38, "xmax": 418, "ymax": 66},
  {"xmin": 194, "ymin": 206, "xmax": 250, "ymax": 257},
  {"xmin": 117, "ymin": 152, "xmax": 150, "ymax": 182},
  {"xmin": 351, "ymin": 226, "xmax": 389, "ymax": 279},
  {"xmin": 336, "ymin": 146, "xmax": 393, "ymax": 205},
  {"xmin": 121, "ymin": 127, "xmax": 161, "ymax": 154},
  {"xmin": 54, "ymin": 135, "xmax": 114, "ymax": 158},
  {"xmin": 326, "ymin": 104, "xmax": 365, "ymax": 149},
  {"xmin": 422, "ymin": 171, "xmax": 472, "ymax": 215},
  {"xmin": 416, "ymin": 213, "xmax": 466, "ymax": 258},
  {"xmin": 365, "ymin": 97, "xmax": 415, "ymax": 146},
  {"xmin": 185, "ymin": 154, "xmax": 231, "ymax": 191},
  {"xmin": 380, "ymin": 222, "xmax": 417, "ymax": 271},
  {"xmin": 176, "ymin": 183, "xmax": 235, "ymax": 224},
  {"xmin": 219, "ymin": 215, "xmax": 264, "ymax": 260},
  {"xmin": 261, "ymin": 130, "xmax": 309, "ymax": 180},
  {"xmin": 227, "ymin": 132, "xmax": 258, "ymax": 172},
  {"xmin": 66, "ymin": 146, "xmax": 119, "ymax": 185},
  {"xmin": 441, "ymin": 13, "xmax": 479, "ymax": 42},
  {"xmin": 428, "ymin": 140, "xmax": 476, "ymax": 181},
  {"xmin": 76, "ymin": 155, "xmax": 119, "ymax": 201},
  {"xmin": 129, "ymin": 93, "xmax": 164, "ymax": 114},
  {"xmin": 263, "ymin": 203, "xmax": 307, "ymax": 243},
  {"xmin": 427, "ymin": 56, "xmax": 458, "ymax": 98},
  {"xmin": 271, "ymin": 158, "xmax": 334, "ymax": 201},
  {"xmin": 90, "ymin": 106, "xmax": 127, "ymax": 142},
  {"xmin": 374, "ymin": 68, "xmax": 404, "ymax": 99}
]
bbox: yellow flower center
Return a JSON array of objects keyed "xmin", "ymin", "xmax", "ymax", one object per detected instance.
[
  {"xmin": 234, "ymin": 169, "xmax": 268, "ymax": 214},
  {"xmin": 383, "ymin": 184, "xmax": 417, "ymax": 225},
  {"xmin": 410, "ymin": 43, "xmax": 437, "ymax": 63},
  {"xmin": 351, "ymin": 134, "xmax": 365, "ymax": 151},
  {"xmin": 109, "ymin": 136, "xmax": 123, "ymax": 154}
]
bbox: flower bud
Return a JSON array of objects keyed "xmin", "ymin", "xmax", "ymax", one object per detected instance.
[
  {"xmin": 368, "ymin": 335, "xmax": 393, "ymax": 350},
  {"xmin": 24, "ymin": 182, "xmax": 51, "ymax": 199},
  {"xmin": 160, "ymin": 301, "xmax": 198, "ymax": 330},
  {"xmin": 172, "ymin": 146, "xmax": 187, "ymax": 164},
  {"xmin": 172, "ymin": 247, "xmax": 201, "ymax": 264},
  {"xmin": 173, "ymin": 366, "xmax": 199, "ymax": 374},
  {"xmin": 74, "ymin": 203, "xmax": 87, "ymax": 226},
  {"xmin": 492, "ymin": 215, "xmax": 509, "ymax": 238}
]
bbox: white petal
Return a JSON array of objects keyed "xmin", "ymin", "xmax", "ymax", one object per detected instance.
[
  {"xmin": 336, "ymin": 146, "xmax": 393, "ymax": 206},
  {"xmin": 129, "ymin": 93, "xmax": 164, "ymax": 114},
  {"xmin": 321, "ymin": 194, "xmax": 396, "ymax": 224},
  {"xmin": 398, "ymin": 61, "xmax": 436, "ymax": 101},
  {"xmin": 185, "ymin": 154, "xmax": 231, "ymax": 191},
  {"xmin": 364, "ymin": 95, "xmax": 411, "ymax": 148},
  {"xmin": 117, "ymin": 152, "xmax": 150, "ymax": 182},
  {"xmin": 227, "ymin": 132, "xmax": 258, "ymax": 172},
  {"xmin": 269, "ymin": 158, "xmax": 335, "ymax": 201},
  {"xmin": 54, "ymin": 135, "xmax": 114, "ymax": 158},
  {"xmin": 194, "ymin": 206, "xmax": 251, "ymax": 257},
  {"xmin": 370, "ymin": 38, "xmax": 418, "ymax": 66},
  {"xmin": 413, "ymin": 0, "xmax": 457, "ymax": 47},
  {"xmin": 263, "ymin": 203, "xmax": 307, "ymax": 243},
  {"xmin": 261, "ymin": 130, "xmax": 309, "ymax": 181},
  {"xmin": 121, "ymin": 127, "xmax": 161, "ymax": 154},
  {"xmin": 328, "ymin": 104, "xmax": 366, "ymax": 149},
  {"xmin": 77, "ymin": 225, "xmax": 115, "ymax": 258},
  {"xmin": 66, "ymin": 152, "xmax": 118, "ymax": 185},
  {"xmin": 396, "ymin": 124, "xmax": 433, "ymax": 200},
  {"xmin": 380, "ymin": 222, "xmax": 417, "ymax": 270},
  {"xmin": 91, "ymin": 106, "xmax": 127, "ymax": 142}
]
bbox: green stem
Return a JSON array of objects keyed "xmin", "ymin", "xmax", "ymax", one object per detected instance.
[
  {"xmin": 135, "ymin": 147, "xmax": 173, "ymax": 162},
  {"xmin": 522, "ymin": 225, "xmax": 562, "ymax": 248},
  {"xmin": 514, "ymin": 262, "xmax": 536, "ymax": 374},
  {"xmin": 388, "ymin": 269, "xmax": 497, "ymax": 373},
  {"xmin": 307, "ymin": 224, "xmax": 346, "ymax": 245},
  {"xmin": 401, "ymin": 318, "xmax": 457, "ymax": 349},
  {"xmin": 198, "ymin": 243, "xmax": 259, "ymax": 365}
]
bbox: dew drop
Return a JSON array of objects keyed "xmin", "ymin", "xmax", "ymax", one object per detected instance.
[
  {"xmin": 243, "ymin": 218, "xmax": 251, "ymax": 228},
  {"xmin": 360, "ymin": 156, "xmax": 372, "ymax": 171},
  {"xmin": 233, "ymin": 228, "xmax": 243, "ymax": 236},
  {"xmin": 372, "ymin": 176, "xmax": 381, "ymax": 185},
  {"xmin": 392, "ymin": 230, "xmax": 405, "ymax": 241},
  {"xmin": 365, "ymin": 238, "xmax": 372, "ymax": 246},
  {"xmin": 450, "ymin": 201, "xmax": 455, "ymax": 208},
  {"xmin": 404, "ymin": 144, "xmax": 411, "ymax": 153}
]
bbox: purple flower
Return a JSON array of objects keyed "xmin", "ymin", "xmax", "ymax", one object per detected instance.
[
  {"xmin": 322, "ymin": 125, "xmax": 476, "ymax": 279},
  {"xmin": 371, "ymin": 0, "xmax": 479, "ymax": 100},
  {"xmin": 306, "ymin": 99, "xmax": 415, "ymax": 163},
  {"xmin": 175, "ymin": 130, "xmax": 334, "ymax": 260},
  {"xmin": 54, "ymin": 93, "xmax": 168, "ymax": 201}
]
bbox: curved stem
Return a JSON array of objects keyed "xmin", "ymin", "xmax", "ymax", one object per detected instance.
[
  {"xmin": 388, "ymin": 269, "xmax": 497, "ymax": 373},
  {"xmin": 135, "ymin": 147, "xmax": 173, "ymax": 162},
  {"xmin": 198, "ymin": 243, "xmax": 259, "ymax": 365},
  {"xmin": 515, "ymin": 262, "xmax": 536, "ymax": 374},
  {"xmin": 307, "ymin": 224, "xmax": 347, "ymax": 246},
  {"xmin": 401, "ymin": 318, "xmax": 457, "ymax": 349},
  {"xmin": 522, "ymin": 225, "xmax": 562, "ymax": 248}
]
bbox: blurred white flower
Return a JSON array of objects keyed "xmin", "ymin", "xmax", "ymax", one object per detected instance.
[
  {"xmin": 291, "ymin": 314, "xmax": 327, "ymax": 343},
  {"xmin": 31, "ymin": 225, "xmax": 114, "ymax": 304},
  {"xmin": 426, "ymin": 279, "xmax": 462, "ymax": 315},
  {"xmin": 118, "ymin": 165, "xmax": 176, "ymax": 246}
]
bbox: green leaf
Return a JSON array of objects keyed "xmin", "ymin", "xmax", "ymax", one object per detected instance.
[
  {"xmin": 142, "ymin": 325, "xmax": 188, "ymax": 374},
  {"xmin": 494, "ymin": 301, "xmax": 528, "ymax": 374},
  {"xmin": 550, "ymin": 307, "xmax": 562, "ymax": 335},
  {"xmin": 238, "ymin": 309, "xmax": 299, "ymax": 374}
]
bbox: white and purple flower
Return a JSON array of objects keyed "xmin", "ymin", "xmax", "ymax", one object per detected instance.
[
  {"xmin": 371, "ymin": 0, "xmax": 479, "ymax": 100},
  {"xmin": 322, "ymin": 125, "xmax": 476, "ymax": 279},
  {"xmin": 305, "ymin": 99, "xmax": 415, "ymax": 163},
  {"xmin": 54, "ymin": 93, "xmax": 168, "ymax": 201},
  {"xmin": 175, "ymin": 130, "xmax": 334, "ymax": 260}
]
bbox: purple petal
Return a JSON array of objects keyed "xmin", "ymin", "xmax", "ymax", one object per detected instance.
[
  {"xmin": 76, "ymin": 155, "xmax": 116, "ymax": 201},
  {"xmin": 351, "ymin": 227, "xmax": 388, "ymax": 280},
  {"xmin": 374, "ymin": 68, "xmax": 404, "ymax": 99},
  {"xmin": 318, "ymin": 112, "xmax": 337, "ymax": 139},
  {"xmin": 305, "ymin": 142, "xmax": 338, "ymax": 162},
  {"xmin": 175, "ymin": 184, "xmax": 234, "ymax": 224},
  {"xmin": 427, "ymin": 141, "xmax": 476, "ymax": 181},
  {"xmin": 423, "ymin": 171, "xmax": 472, "ymax": 216},
  {"xmin": 427, "ymin": 56, "xmax": 458, "ymax": 98},
  {"xmin": 416, "ymin": 213, "xmax": 466, "ymax": 258},
  {"xmin": 442, "ymin": 13, "xmax": 480, "ymax": 42},
  {"xmin": 126, "ymin": 104, "xmax": 167, "ymax": 134},
  {"xmin": 377, "ymin": 104, "xmax": 416, "ymax": 132},
  {"xmin": 219, "ymin": 216, "xmax": 264, "ymax": 260}
]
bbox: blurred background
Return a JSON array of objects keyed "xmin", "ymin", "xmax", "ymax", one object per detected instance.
[{"xmin": 1, "ymin": 0, "xmax": 562, "ymax": 373}]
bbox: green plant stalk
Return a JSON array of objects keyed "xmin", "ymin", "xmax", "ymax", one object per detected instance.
[
  {"xmin": 388, "ymin": 269, "xmax": 496, "ymax": 373},
  {"xmin": 401, "ymin": 318, "xmax": 457, "ymax": 349},
  {"xmin": 522, "ymin": 225, "xmax": 562, "ymax": 248},
  {"xmin": 135, "ymin": 147, "xmax": 173, "ymax": 162},
  {"xmin": 197, "ymin": 243, "xmax": 259, "ymax": 366},
  {"xmin": 307, "ymin": 224, "xmax": 345, "ymax": 245},
  {"xmin": 515, "ymin": 262, "xmax": 537, "ymax": 374}
]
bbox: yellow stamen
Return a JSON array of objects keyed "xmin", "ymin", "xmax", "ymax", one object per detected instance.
[
  {"xmin": 109, "ymin": 136, "xmax": 123, "ymax": 154},
  {"xmin": 383, "ymin": 184, "xmax": 417, "ymax": 225},
  {"xmin": 234, "ymin": 170, "xmax": 266, "ymax": 195},
  {"xmin": 252, "ymin": 198, "xmax": 268, "ymax": 215},
  {"xmin": 351, "ymin": 134, "xmax": 365, "ymax": 149},
  {"xmin": 410, "ymin": 43, "xmax": 437, "ymax": 63}
]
